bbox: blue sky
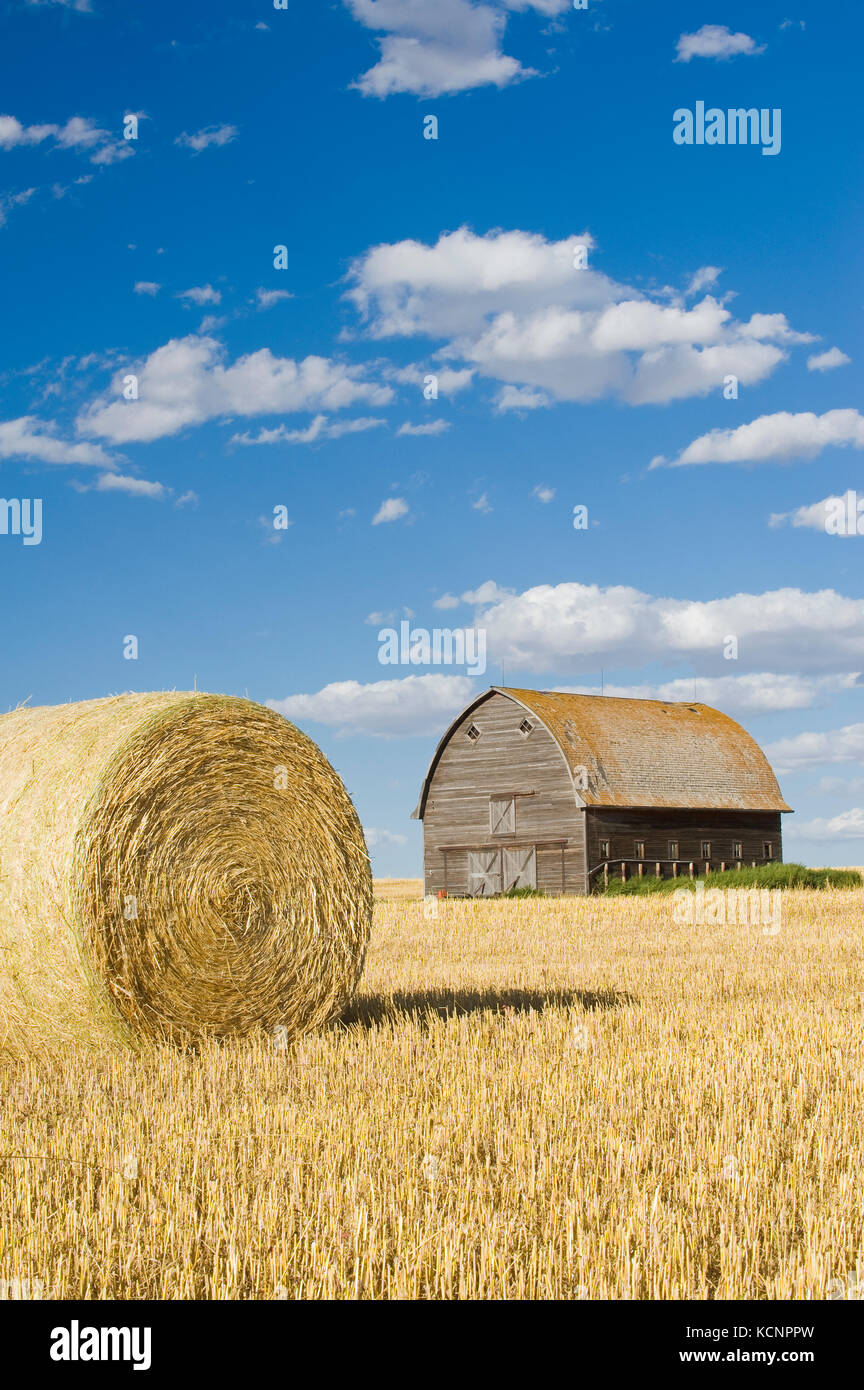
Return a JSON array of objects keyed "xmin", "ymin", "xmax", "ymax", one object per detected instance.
[{"xmin": 1, "ymin": 0, "xmax": 862, "ymax": 874}]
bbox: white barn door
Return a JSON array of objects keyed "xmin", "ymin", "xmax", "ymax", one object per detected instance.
[
  {"xmin": 502, "ymin": 846, "xmax": 537, "ymax": 891},
  {"xmin": 468, "ymin": 850, "xmax": 502, "ymax": 896}
]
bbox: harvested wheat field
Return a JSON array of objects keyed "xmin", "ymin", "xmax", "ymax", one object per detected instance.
[{"xmin": 1, "ymin": 882, "xmax": 863, "ymax": 1300}]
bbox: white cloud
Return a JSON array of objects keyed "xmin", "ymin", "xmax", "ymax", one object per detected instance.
[
  {"xmin": 255, "ymin": 288, "xmax": 294, "ymax": 309},
  {"xmin": 344, "ymin": 0, "xmax": 567, "ymax": 98},
  {"xmin": 433, "ymin": 592, "xmax": 461, "ymax": 609},
  {"xmin": 396, "ymin": 419, "xmax": 450, "ymax": 436},
  {"xmin": 233, "ymin": 415, "xmax": 386, "ymax": 446},
  {"xmin": 0, "ymin": 113, "xmax": 128, "ymax": 164},
  {"xmin": 175, "ymin": 124, "xmax": 237, "ymax": 153},
  {"xmin": 658, "ymin": 409, "xmax": 864, "ymax": 468},
  {"xmin": 77, "ymin": 335, "xmax": 393, "ymax": 444},
  {"xmin": 0, "ymin": 115, "xmax": 57, "ymax": 149},
  {"xmin": 347, "ymin": 227, "xmax": 811, "ymax": 407},
  {"xmin": 675, "ymin": 25, "xmax": 765, "ymax": 62},
  {"xmin": 0, "ymin": 415, "xmax": 114, "ymax": 467},
  {"xmin": 533, "ymin": 484, "xmax": 555, "ymax": 502},
  {"xmin": 764, "ymin": 723, "xmax": 864, "ymax": 774},
  {"xmin": 94, "ymin": 473, "xmax": 166, "ymax": 498},
  {"xmin": 685, "ymin": 266, "xmax": 723, "ymax": 296},
  {"xmin": 0, "ymin": 187, "xmax": 37, "ymax": 227},
  {"xmin": 26, "ymin": 0, "xmax": 93, "ymax": 10},
  {"xmin": 496, "ymin": 384, "xmax": 549, "ymax": 412},
  {"xmin": 134, "ymin": 281, "xmax": 161, "ymax": 296},
  {"xmin": 461, "ymin": 579, "xmax": 864, "ymax": 675},
  {"xmin": 389, "ymin": 363, "xmax": 475, "ymax": 395},
  {"xmin": 559, "ymin": 673, "xmax": 862, "ymax": 718},
  {"xmin": 769, "ymin": 494, "xmax": 859, "ymax": 532},
  {"xmin": 177, "ymin": 284, "xmax": 222, "ymax": 307},
  {"xmin": 472, "ymin": 492, "xmax": 492, "ymax": 513},
  {"xmin": 814, "ymin": 777, "xmax": 864, "ymax": 797},
  {"xmin": 807, "ymin": 346, "xmax": 850, "ymax": 372},
  {"xmin": 373, "ymin": 496, "xmax": 410, "ymax": 524},
  {"xmin": 785, "ymin": 808, "xmax": 864, "ymax": 841},
  {"xmin": 364, "ymin": 827, "xmax": 408, "ymax": 847},
  {"xmin": 267, "ymin": 673, "xmax": 477, "ymax": 736}
]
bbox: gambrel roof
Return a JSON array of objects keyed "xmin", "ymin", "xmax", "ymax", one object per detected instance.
[{"xmin": 413, "ymin": 687, "xmax": 791, "ymax": 817}]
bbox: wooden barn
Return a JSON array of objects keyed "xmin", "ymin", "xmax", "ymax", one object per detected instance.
[{"xmin": 412, "ymin": 687, "xmax": 791, "ymax": 896}]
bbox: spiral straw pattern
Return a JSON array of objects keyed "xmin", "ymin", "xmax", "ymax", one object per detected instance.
[{"xmin": 0, "ymin": 693, "xmax": 372, "ymax": 1053}]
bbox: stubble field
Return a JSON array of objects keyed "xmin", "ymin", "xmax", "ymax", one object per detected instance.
[{"xmin": 1, "ymin": 880, "xmax": 862, "ymax": 1300}]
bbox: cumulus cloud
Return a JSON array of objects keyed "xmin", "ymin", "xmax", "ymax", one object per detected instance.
[
  {"xmin": 533, "ymin": 484, "xmax": 555, "ymax": 502},
  {"xmin": 0, "ymin": 415, "xmax": 114, "ymax": 467},
  {"xmin": 657, "ymin": 409, "xmax": 864, "ymax": 468},
  {"xmin": 233, "ymin": 415, "xmax": 386, "ymax": 445},
  {"xmin": 347, "ymin": 227, "xmax": 811, "ymax": 407},
  {"xmin": 372, "ymin": 496, "xmax": 410, "ymax": 524},
  {"xmin": 0, "ymin": 113, "xmax": 129, "ymax": 164},
  {"xmin": 764, "ymin": 723, "xmax": 864, "ymax": 774},
  {"xmin": 175, "ymin": 124, "xmax": 237, "ymax": 152},
  {"xmin": 558, "ymin": 673, "xmax": 862, "ymax": 718},
  {"xmin": 133, "ymin": 281, "xmax": 161, "ymax": 296},
  {"xmin": 496, "ymin": 384, "xmax": 549, "ymax": 411},
  {"xmin": 388, "ymin": 363, "xmax": 475, "ymax": 395},
  {"xmin": 675, "ymin": 25, "xmax": 765, "ymax": 62},
  {"xmin": 785, "ymin": 808, "xmax": 864, "ymax": 841},
  {"xmin": 343, "ymin": 0, "xmax": 568, "ymax": 98},
  {"xmin": 267, "ymin": 673, "xmax": 477, "ymax": 736},
  {"xmin": 77, "ymin": 335, "xmax": 394, "ymax": 444},
  {"xmin": 807, "ymin": 346, "xmax": 850, "ymax": 372},
  {"xmin": 460, "ymin": 579, "xmax": 864, "ymax": 675},
  {"xmin": 769, "ymin": 494, "xmax": 863, "ymax": 533}
]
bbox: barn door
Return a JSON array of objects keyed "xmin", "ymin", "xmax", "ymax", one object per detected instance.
[
  {"xmin": 467, "ymin": 850, "xmax": 502, "ymax": 896},
  {"xmin": 502, "ymin": 846, "xmax": 537, "ymax": 892}
]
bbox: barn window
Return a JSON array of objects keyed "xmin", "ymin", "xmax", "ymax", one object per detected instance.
[
  {"xmin": 701, "ymin": 841, "xmax": 712, "ymax": 860},
  {"xmin": 519, "ymin": 718, "xmax": 534, "ymax": 737},
  {"xmin": 634, "ymin": 840, "xmax": 645, "ymax": 859},
  {"xmin": 466, "ymin": 723, "xmax": 481, "ymax": 742},
  {"xmin": 668, "ymin": 839, "xmax": 679, "ymax": 861},
  {"xmin": 733, "ymin": 840, "xmax": 743, "ymax": 860},
  {"xmin": 489, "ymin": 797, "xmax": 516, "ymax": 835},
  {"xmin": 599, "ymin": 839, "xmax": 611, "ymax": 860},
  {"xmin": 763, "ymin": 841, "xmax": 774, "ymax": 860}
]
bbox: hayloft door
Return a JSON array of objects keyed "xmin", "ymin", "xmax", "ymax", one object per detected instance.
[
  {"xmin": 502, "ymin": 846, "xmax": 537, "ymax": 891},
  {"xmin": 468, "ymin": 850, "xmax": 502, "ymax": 896}
]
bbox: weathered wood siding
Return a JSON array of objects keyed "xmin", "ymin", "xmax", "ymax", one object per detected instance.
[
  {"xmin": 585, "ymin": 808, "xmax": 783, "ymax": 886},
  {"xmin": 422, "ymin": 691, "xmax": 586, "ymax": 896}
]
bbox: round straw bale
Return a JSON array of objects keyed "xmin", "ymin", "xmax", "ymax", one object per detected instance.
[{"xmin": 0, "ymin": 693, "xmax": 372, "ymax": 1052}]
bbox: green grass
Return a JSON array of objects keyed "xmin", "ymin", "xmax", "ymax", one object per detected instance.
[{"xmin": 596, "ymin": 863, "xmax": 863, "ymax": 896}]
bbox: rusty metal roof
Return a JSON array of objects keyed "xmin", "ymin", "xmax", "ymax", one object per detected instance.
[{"xmin": 498, "ymin": 687, "xmax": 791, "ymax": 811}]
